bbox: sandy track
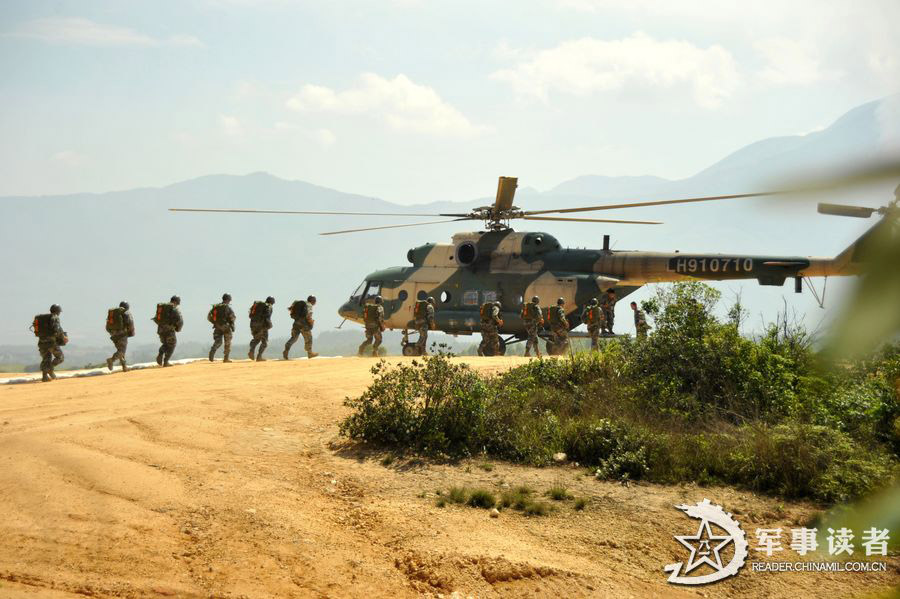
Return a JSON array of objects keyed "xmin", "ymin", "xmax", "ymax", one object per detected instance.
[{"xmin": 0, "ymin": 357, "xmax": 896, "ymax": 598}]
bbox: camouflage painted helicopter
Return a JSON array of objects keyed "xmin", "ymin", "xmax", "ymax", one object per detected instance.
[{"xmin": 172, "ymin": 177, "xmax": 898, "ymax": 356}]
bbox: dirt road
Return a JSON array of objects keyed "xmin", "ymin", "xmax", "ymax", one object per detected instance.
[{"xmin": 0, "ymin": 357, "xmax": 896, "ymax": 598}]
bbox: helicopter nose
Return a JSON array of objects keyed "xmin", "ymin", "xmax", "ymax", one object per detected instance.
[{"xmin": 338, "ymin": 301, "xmax": 356, "ymax": 320}]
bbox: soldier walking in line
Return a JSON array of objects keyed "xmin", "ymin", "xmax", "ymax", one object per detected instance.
[
  {"xmin": 106, "ymin": 301, "xmax": 135, "ymax": 371},
  {"xmin": 413, "ymin": 296, "xmax": 436, "ymax": 355},
  {"xmin": 358, "ymin": 296, "xmax": 385, "ymax": 357},
  {"xmin": 521, "ymin": 295, "xmax": 544, "ymax": 358},
  {"xmin": 32, "ymin": 304, "xmax": 66, "ymax": 382},
  {"xmin": 631, "ymin": 301, "xmax": 651, "ymax": 339},
  {"xmin": 284, "ymin": 295, "xmax": 319, "ymax": 359},
  {"xmin": 208, "ymin": 293, "xmax": 236, "ymax": 362},
  {"xmin": 600, "ymin": 288, "xmax": 617, "ymax": 335},
  {"xmin": 478, "ymin": 300, "xmax": 503, "ymax": 356},
  {"xmin": 248, "ymin": 296, "xmax": 275, "ymax": 361},
  {"xmin": 548, "ymin": 298, "xmax": 570, "ymax": 353},
  {"xmin": 581, "ymin": 298, "xmax": 605, "ymax": 351},
  {"xmin": 153, "ymin": 295, "xmax": 183, "ymax": 367}
]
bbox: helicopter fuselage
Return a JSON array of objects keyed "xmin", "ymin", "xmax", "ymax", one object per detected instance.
[{"xmin": 337, "ymin": 228, "xmax": 853, "ymax": 337}]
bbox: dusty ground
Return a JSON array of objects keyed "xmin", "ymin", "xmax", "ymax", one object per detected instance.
[{"xmin": 0, "ymin": 357, "xmax": 897, "ymax": 598}]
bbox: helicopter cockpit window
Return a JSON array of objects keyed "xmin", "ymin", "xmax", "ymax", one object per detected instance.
[
  {"xmin": 350, "ymin": 280, "xmax": 366, "ymax": 301},
  {"xmin": 364, "ymin": 281, "xmax": 382, "ymax": 301}
]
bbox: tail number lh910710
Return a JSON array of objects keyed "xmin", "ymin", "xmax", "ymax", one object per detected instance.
[{"xmin": 667, "ymin": 257, "xmax": 754, "ymax": 274}]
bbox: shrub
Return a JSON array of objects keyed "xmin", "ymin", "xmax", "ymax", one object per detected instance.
[{"xmin": 466, "ymin": 488, "xmax": 496, "ymax": 509}]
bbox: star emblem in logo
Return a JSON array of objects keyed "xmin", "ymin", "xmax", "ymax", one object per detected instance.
[{"xmin": 674, "ymin": 518, "xmax": 733, "ymax": 574}]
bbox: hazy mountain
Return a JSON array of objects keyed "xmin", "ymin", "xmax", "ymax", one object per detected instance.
[{"xmin": 1, "ymin": 96, "xmax": 897, "ymax": 362}]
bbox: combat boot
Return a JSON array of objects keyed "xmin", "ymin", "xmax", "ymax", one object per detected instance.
[
  {"xmin": 156, "ymin": 352, "xmax": 163, "ymax": 366},
  {"xmin": 256, "ymin": 353, "xmax": 266, "ymax": 362},
  {"xmin": 163, "ymin": 360, "xmax": 172, "ymax": 367},
  {"xmin": 121, "ymin": 363, "xmax": 129, "ymax": 373},
  {"xmin": 308, "ymin": 351, "xmax": 318, "ymax": 359},
  {"xmin": 248, "ymin": 349, "xmax": 254, "ymax": 360},
  {"xmin": 223, "ymin": 352, "xmax": 232, "ymax": 363},
  {"xmin": 42, "ymin": 371, "xmax": 50, "ymax": 383},
  {"xmin": 49, "ymin": 370, "xmax": 57, "ymax": 380},
  {"xmin": 106, "ymin": 358, "xmax": 114, "ymax": 371},
  {"xmin": 209, "ymin": 349, "xmax": 215, "ymax": 362},
  {"xmin": 282, "ymin": 349, "xmax": 290, "ymax": 360}
]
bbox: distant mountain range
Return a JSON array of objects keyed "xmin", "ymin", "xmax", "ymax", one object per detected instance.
[{"xmin": 1, "ymin": 95, "xmax": 897, "ymax": 363}]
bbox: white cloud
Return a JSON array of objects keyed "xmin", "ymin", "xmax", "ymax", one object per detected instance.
[
  {"xmin": 312, "ymin": 128, "xmax": 337, "ymax": 147},
  {"xmin": 9, "ymin": 17, "xmax": 202, "ymax": 47},
  {"xmin": 754, "ymin": 38, "xmax": 836, "ymax": 85},
  {"xmin": 286, "ymin": 73, "xmax": 486, "ymax": 137},
  {"xmin": 219, "ymin": 115, "xmax": 243, "ymax": 137},
  {"xmin": 491, "ymin": 33, "xmax": 739, "ymax": 109},
  {"xmin": 52, "ymin": 150, "xmax": 88, "ymax": 167}
]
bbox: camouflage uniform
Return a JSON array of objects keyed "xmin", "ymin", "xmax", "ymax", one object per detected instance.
[
  {"xmin": 358, "ymin": 303, "xmax": 385, "ymax": 356},
  {"xmin": 634, "ymin": 308, "xmax": 650, "ymax": 339},
  {"xmin": 248, "ymin": 302, "xmax": 274, "ymax": 360},
  {"xmin": 600, "ymin": 292, "xmax": 617, "ymax": 334},
  {"xmin": 38, "ymin": 314, "xmax": 65, "ymax": 379},
  {"xmin": 156, "ymin": 305, "xmax": 183, "ymax": 366},
  {"xmin": 478, "ymin": 303, "xmax": 502, "ymax": 356},
  {"xmin": 209, "ymin": 303, "xmax": 236, "ymax": 361},
  {"xmin": 414, "ymin": 301, "xmax": 436, "ymax": 353},
  {"xmin": 108, "ymin": 310, "xmax": 135, "ymax": 368},
  {"xmin": 522, "ymin": 303, "xmax": 544, "ymax": 358},
  {"xmin": 549, "ymin": 305, "xmax": 569, "ymax": 353},
  {"xmin": 581, "ymin": 304, "xmax": 605, "ymax": 351},
  {"xmin": 285, "ymin": 302, "xmax": 316, "ymax": 358}
]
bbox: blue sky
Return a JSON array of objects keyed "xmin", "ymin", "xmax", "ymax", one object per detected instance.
[{"xmin": 1, "ymin": 0, "xmax": 898, "ymax": 203}]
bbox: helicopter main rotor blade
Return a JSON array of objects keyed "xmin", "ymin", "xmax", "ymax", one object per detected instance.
[
  {"xmin": 319, "ymin": 218, "xmax": 470, "ymax": 236},
  {"xmin": 522, "ymin": 216, "xmax": 662, "ymax": 225},
  {"xmin": 524, "ymin": 191, "xmax": 781, "ymax": 216},
  {"xmin": 169, "ymin": 208, "xmax": 451, "ymax": 217}
]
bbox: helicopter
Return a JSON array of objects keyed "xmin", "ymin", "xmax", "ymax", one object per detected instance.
[{"xmin": 172, "ymin": 176, "xmax": 899, "ymax": 356}]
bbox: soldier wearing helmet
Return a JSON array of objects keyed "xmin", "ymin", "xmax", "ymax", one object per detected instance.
[
  {"xmin": 631, "ymin": 301, "xmax": 651, "ymax": 339},
  {"xmin": 284, "ymin": 295, "xmax": 319, "ymax": 360},
  {"xmin": 106, "ymin": 300, "xmax": 135, "ymax": 372},
  {"xmin": 208, "ymin": 293, "xmax": 236, "ymax": 363},
  {"xmin": 248, "ymin": 296, "xmax": 275, "ymax": 361},
  {"xmin": 152, "ymin": 295, "xmax": 183, "ymax": 367},
  {"xmin": 581, "ymin": 297, "xmax": 605, "ymax": 351},
  {"xmin": 413, "ymin": 296, "xmax": 437, "ymax": 355},
  {"xmin": 547, "ymin": 297, "xmax": 570, "ymax": 354},
  {"xmin": 358, "ymin": 295, "xmax": 386, "ymax": 356},
  {"xmin": 600, "ymin": 288, "xmax": 617, "ymax": 335},
  {"xmin": 521, "ymin": 295, "xmax": 544, "ymax": 358},
  {"xmin": 478, "ymin": 298, "xmax": 503, "ymax": 356},
  {"xmin": 34, "ymin": 304, "xmax": 66, "ymax": 382}
]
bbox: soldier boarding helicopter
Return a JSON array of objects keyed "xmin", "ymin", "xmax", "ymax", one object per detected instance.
[{"xmin": 172, "ymin": 177, "xmax": 899, "ymax": 356}]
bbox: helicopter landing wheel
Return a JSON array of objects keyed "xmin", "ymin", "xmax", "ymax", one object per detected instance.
[{"xmin": 402, "ymin": 344, "xmax": 420, "ymax": 357}]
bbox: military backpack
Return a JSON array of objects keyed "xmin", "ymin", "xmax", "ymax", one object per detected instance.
[
  {"xmin": 363, "ymin": 304, "xmax": 381, "ymax": 325},
  {"xmin": 31, "ymin": 313, "xmax": 54, "ymax": 338},
  {"xmin": 547, "ymin": 306, "xmax": 564, "ymax": 326},
  {"xmin": 289, "ymin": 300, "xmax": 308, "ymax": 320},
  {"xmin": 153, "ymin": 303, "xmax": 178, "ymax": 327},
  {"xmin": 521, "ymin": 303, "xmax": 540, "ymax": 321},
  {"xmin": 249, "ymin": 300, "xmax": 268, "ymax": 323},
  {"xmin": 106, "ymin": 307, "xmax": 127, "ymax": 334},
  {"xmin": 414, "ymin": 299, "xmax": 429, "ymax": 320},
  {"xmin": 584, "ymin": 306, "xmax": 602, "ymax": 325},
  {"xmin": 480, "ymin": 303, "xmax": 495, "ymax": 321},
  {"xmin": 208, "ymin": 303, "xmax": 231, "ymax": 326}
]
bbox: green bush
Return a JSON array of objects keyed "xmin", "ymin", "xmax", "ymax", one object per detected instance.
[{"xmin": 341, "ymin": 282, "xmax": 900, "ymax": 503}]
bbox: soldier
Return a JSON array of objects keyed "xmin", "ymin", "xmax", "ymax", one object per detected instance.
[
  {"xmin": 208, "ymin": 293, "xmax": 236, "ymax": 362},
  {"xmin": 548, "ymin": 298, "xmax": 570, "ymax": 353},
  {"xmin": 358, "ymin": 295, "xmax": 385, "ymax": 356},
  {"xmin": 413, "ymin": 296, "xmax": 436, "ymax": 355},
  {"xmin": 478, "ymin": 300, "xmax": 503, "ymax": 356},
  {"xmin": 248, "ymin": 296, "xmax": 275, "ymax": 361},
  {"xmin": 106, "ymin": 301, "xmax": 135, "ymax": 371},
  {"xmin": 521, "ymin": 295, "xmax": 544, "ymax": 358},
  {"xmin": 284, "ymin": 295, "xmax": 319, "ymax": 359},
  {"xmin": 600, "ymin": 288, "xmax": 617, "ymax": 335},
  {"xmin": 154, "ymin": 295, "xmax": 183, "ymax": 367},
  {"xmin": 581, "ymin": 298, "xmax": 605, "ymax": 351},
  {"xmin": 631, "ymin": 301, "xmax": 651, "ymax": 339},
  {"xmin": 33, "ymin": 304, "xmax": 66, "ymax": 382}
]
